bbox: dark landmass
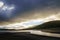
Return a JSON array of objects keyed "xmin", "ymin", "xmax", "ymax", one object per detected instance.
[
  {"xmin": 0, "ymin": 32, "xmax": 60, "ymax": 40},
  {"xmin": 26, "ymin": 20, "xmax": 60, "ymax": 33}
]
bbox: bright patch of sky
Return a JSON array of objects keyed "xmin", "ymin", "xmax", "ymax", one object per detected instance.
[{"xmin": 0, "ymin": 13, "xmax": 60, "ymax": 29}]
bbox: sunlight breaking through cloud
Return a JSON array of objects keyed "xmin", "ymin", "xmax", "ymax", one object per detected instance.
[
  {"xmin": 0, "ymin": 13, "xmax": 60, "ymax": 29},
  {"xmin": 0, "ymin": 1, "xmax": 4, "ymax": 7}
]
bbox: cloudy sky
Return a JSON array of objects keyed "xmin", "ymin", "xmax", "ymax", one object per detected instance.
[{"xmin": 0, "ymin": 0, "xmax": 60, "ymax": 28}]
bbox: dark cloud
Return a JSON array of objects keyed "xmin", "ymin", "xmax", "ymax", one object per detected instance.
[{"xmin": 0, "ymin": 0, "xmax": 60, "ymax": 21}]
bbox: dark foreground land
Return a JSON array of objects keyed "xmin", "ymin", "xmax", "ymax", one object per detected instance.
[{"xmin": 0, "ymin": 32, "xmax": 60, "ymax": 40}]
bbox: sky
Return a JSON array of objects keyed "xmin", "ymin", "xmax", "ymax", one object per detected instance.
[
  {"xmin": 0, "ymin": 0, "xmax": 60, "ymax": 29},
  {"xmin": 0, "ymin": 0, "xmax": 60, "ymax": 21}
]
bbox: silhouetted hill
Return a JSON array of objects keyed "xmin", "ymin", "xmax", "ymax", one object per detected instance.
[
  {"xmin": 28, "ymin": 20, "xmax": 60, "ymax": 29},
  {"xmin": 25, "ymin": 20, "xmax": 60, "ymax": 33}
]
